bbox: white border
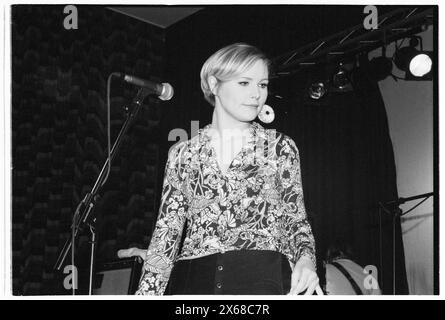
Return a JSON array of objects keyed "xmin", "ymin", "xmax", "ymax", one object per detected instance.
[
  {"xmin": 1, "ymin": 0, "xmax": 441, "ymax": 300},
  {"xmin": 2, "ymin": 4, "xmax": 12, "ymax": 298}
]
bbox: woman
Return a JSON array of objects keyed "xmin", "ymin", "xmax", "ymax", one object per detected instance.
[{"xmin": 120, "ymin": 43, "xmax": 320, "ymax": 295}]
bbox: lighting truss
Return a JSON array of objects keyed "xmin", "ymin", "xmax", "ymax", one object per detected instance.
[{"xmin": 273, "ymin": 7, "xmax": 435, "ymax": 78}]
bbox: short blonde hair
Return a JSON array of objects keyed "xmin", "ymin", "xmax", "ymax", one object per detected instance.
[{"xmin": 200, "ymin": 43, "xmax": 271, "ymax": 106}]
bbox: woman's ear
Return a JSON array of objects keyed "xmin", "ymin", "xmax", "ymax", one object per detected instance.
[{"xmin": 208, "ymin": 76, "xmax": 218, "ymax": 96}]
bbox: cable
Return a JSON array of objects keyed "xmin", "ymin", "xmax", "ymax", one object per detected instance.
[
  {"xmin": 396, "ymin": 37, "xmax": 407, "ymax": 51},
  {"xmin": 378, "ymin": 206, "xmax": 383, "ymax": 293},
  {"xmin": 68, "ymin": 73, "xmax": 118, "ymax": 294},
  {"xmin": 71, "ymin": 216, "xmax": 75, "ymax": 295},
  {"xmin": 393, "ymin": 212, "xmax": 395, "ymax": 294},
  {"xmin": 70, "ymin": 197, "xmax": 84, "ymax": 295},
  {"xmin": 101, "ymin": 73, "xmax": 118, "ymax": 187}
]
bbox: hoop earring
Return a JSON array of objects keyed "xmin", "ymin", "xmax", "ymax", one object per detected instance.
[{"xmin": 258, "ymin": 104, "xmax": 275, "ymax": 124}]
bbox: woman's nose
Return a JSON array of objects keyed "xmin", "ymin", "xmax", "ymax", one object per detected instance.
[{"xmin": 250, "ymin": 86, "xmax": 260, "ymax": 99}]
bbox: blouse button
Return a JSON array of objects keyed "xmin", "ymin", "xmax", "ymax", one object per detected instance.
[
  {"xmin": 217, "ymin": 265, "xmax": 223, "ymax": 271},
  {"xmin": 216, "ymin": 283, "xmax": 222, "ymax": 289}
]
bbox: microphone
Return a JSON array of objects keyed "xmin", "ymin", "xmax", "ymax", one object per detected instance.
[{"xmin": 117, "ymin": 73, "xmax": 174, "ymax": 101}]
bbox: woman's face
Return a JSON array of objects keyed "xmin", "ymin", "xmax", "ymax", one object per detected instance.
[{"xmin": 213, "ymin": 59, "xmax": 269, "ymax": 123}]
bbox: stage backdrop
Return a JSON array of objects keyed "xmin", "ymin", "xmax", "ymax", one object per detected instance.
[
  {"xmin": 369, "ymin": 27, "xmax": 435, "ymax": 294},
  {"xmin": 12, "ymin": 5, "xmax": 167, "ymax": 295}
]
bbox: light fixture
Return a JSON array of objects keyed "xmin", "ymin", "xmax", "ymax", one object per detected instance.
[
  {"xmin": 368, "ymin": 46, "xmax": 393, "ymax": 81},
  {"xmin": 369, "ymin": 56, "xmax": 394, "ymax": 81},
  {"xmin": 393, "ymin": 37, "xmax": 433, "ymax": 80},
  {"xmin": 330, "ymin": 63, "xmax": 353, "ymax": 92},
  {"xmin": 308, "ymin": 82, "xmax": 327, "ymax": 100},
  {"xmin": 307, "ymin": 62, "xmax": 354, "ymax": 100}
]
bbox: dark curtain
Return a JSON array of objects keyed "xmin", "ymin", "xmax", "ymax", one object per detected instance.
[
  {"xmin": 12, "ymin": 5, "xmax": 166, "ymax": 295},
  {"xmin": 272, "ymin": 56, "xmax": 409, "ymax": 294}
]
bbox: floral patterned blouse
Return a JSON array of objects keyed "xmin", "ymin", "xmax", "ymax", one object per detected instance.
[{"xmin": 136, "ymin": 121, "xmax": 315, "ymax": 295}]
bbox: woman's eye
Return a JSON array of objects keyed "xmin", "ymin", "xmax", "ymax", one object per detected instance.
[
  {"xmin": 259, "ymin": 83, "xmax": 269, "ymax": 88},
  {"xmin": 239, "ymin": 81, "xmax": 249, "ymax": 86}
]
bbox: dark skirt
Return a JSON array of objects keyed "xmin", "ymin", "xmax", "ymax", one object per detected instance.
[{"xmin": 164, "ymin": 250, "xmax": 292, "ymax": 295}]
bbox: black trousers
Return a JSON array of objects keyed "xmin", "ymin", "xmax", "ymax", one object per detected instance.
[{"xmin": 165, "ymin": 250, "xmax": 292, "ymax": 295}]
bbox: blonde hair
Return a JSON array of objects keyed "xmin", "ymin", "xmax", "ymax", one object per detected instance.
[{"xmin": 200, "ymin": 43, "xmax": 271, "ymax": 106}]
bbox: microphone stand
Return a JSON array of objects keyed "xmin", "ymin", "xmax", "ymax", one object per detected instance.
[
  {"xmin": 54, "ymin": 88, "xmax": 151, "ymax": 294},
  {"xmin": 378, "ymin": 191, "xmax": 434, "ymax": 295},
  {"xmin": 384, "ymin": 192, "xmax": 434, "ymax": 207}
]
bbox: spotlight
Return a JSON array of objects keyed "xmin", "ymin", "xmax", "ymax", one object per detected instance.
[
  {"xmin": 308, "ymin": 82, "xmax": 327, "ymax": 100},
  {"xmin": 306, "ymin": 62, "xmax": 355, "ymax": 100},
  {"xmin": 368, "ymin": 56, "xmax": 393, "ymax": 81},
  {"xmin": 408, "ymin": 53, "xmax": 432, "ymax": 77},
  {"xmin": 331, "ymin": 63, "xmax": 353, "ymax": 92},
  {"xmin": 393, "ymin": 37, "xmax": 433, "ymax": 80}
]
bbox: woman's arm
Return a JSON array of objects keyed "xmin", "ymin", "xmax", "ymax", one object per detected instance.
[
  {"xmin": 278, "ymin": 135, "xmax": 316, "ymax": 266},
  {"xmin": 278, "ymin": 135, "xmax": 318, "ymax": 294},
  {"xmin": 135, "ymin": 143, "xmax": 189, "ymax": 295}
]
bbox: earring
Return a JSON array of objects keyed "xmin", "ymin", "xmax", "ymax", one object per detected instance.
[{"xmin": 258, "ymin": 104, "xmax": 275, "ymax": 124}]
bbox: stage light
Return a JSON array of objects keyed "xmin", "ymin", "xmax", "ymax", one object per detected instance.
[
  {"xmin": 306, "ymin": 61, "xmax": 356, "ymax": 100},
  {"xmin": 331, "ymin": 63, "xmax": 353, "ymax": 92},
  {"xmin": 393, "ymin": 37, "xmax": 433, "ymax": 80},
  {"xmin": 308, "ymin": 82, "xmax": 327, "ymax": 100},
  {"xmin": 368, "ymin": 56, "xmax": 393, "ymax": 81},
  {"xmin": 409, "ymin": 53, "xmax": 432, "ymax": 77}
]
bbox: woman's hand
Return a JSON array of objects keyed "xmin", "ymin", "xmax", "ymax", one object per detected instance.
[
  {"xmin": 288, "ymin": 256, "xmax": 321, "ymax": 295},
  {"xmin": 117, "ymin": 247, "xmax": 147, "ymax": 263}
]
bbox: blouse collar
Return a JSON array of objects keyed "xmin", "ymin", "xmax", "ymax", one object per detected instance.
[
  {"xmin": 198, "ymin": 121, "xmax": 265, "ymax": 146},
  {"xmin": 195, "ymin": 121, "xmax": 272, "ymax": 166}
]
